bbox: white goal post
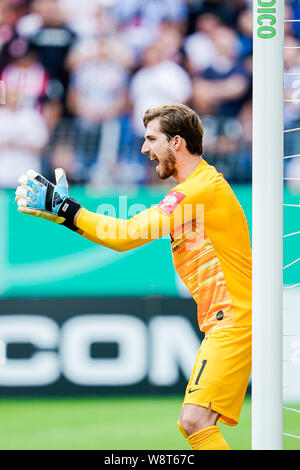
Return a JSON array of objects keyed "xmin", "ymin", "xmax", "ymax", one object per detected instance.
[{"xmin": 252, "ymin": 0, "xmax": 284, "ymax": 450}]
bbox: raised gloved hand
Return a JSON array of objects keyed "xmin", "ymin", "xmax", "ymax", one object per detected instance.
[{"xmin": 15, "ymin": 168, "xmax": 81, "ymax": 231}]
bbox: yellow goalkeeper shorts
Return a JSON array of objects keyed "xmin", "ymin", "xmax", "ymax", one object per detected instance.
[{"xmin": 183, "ymin": 326, "xmax": 252, "ymax": 426}]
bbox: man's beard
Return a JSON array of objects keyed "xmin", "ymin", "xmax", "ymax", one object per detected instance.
[{"xmin": 155, "ymin": 148, "xmax": 176, "ymax": 180}]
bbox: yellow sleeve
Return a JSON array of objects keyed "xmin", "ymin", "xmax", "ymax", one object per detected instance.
[{"xmin": 76, "ymin": 205, "xmax": 172, "ymax": 252}]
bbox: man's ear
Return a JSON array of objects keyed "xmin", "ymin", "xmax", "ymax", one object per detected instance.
[{"xmin": 172, "ymin": 135, "xmax": 182, "ymax": 151}]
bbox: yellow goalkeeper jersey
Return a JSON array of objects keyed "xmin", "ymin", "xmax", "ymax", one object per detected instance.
[{"xmin": 76, "ymin": 159, "xmax": 252, "ymax": 333}]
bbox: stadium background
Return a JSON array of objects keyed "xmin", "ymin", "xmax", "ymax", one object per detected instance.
[{"xmin": 0, "ymin": 0, "xmax": 299, "ymax": 450}]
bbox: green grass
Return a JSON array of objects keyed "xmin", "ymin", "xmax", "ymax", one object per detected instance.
[{"xmin": 0, "ymin": 396, "xmax": 298, "ymax": 450}]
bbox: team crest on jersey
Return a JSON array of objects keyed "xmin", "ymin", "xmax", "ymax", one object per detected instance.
[{"xmin": 157, "ymin": 191, "xmax": 185, "ymax": 216}]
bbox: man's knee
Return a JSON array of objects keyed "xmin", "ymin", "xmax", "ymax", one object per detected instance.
[{"xmin": 178, "ymin": 403, "xmax": 219, "ymax": 436}]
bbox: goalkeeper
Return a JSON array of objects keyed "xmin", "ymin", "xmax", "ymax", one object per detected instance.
[{"xmin": 15, "ymin": 103, "xmax": 252, "ymax": 451}]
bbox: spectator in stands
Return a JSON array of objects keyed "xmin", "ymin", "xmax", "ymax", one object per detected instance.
[
  {"xmin": 154, "ymin": 21, "xmax": 186, "ymax": 65},
  {"xmin": 112, "ymin": 0, "xmax": 188, "ymax": 65},
  {"xmin": 129, "ymin": 41, "xmax": 192, "ymax": 138},
  {"xmin": 66, "ymin": 35, "xmax": 129, "ymax": 184},
  {"xmin": 234, "ymin": 98, "xmax": 252, "ymax": 182},
  {"xmin": 190, "ymin": 23, "xmax": 251, "ymax": 183},
  {"xmin": 26, "ymin": 0, "xmax": 77, "ymax": 117},
  {"xmin": 186, "ymin": 0, "xmax": 245, "ymax": 28},
  {"xmin": 67, "ymin": 36, "xmax": 129, "ymax": 123},
  {"xmin": 284, "ymin": 3, "xmax": 300, "ymax": 190},
  {"xmin": 192, "ymin": 25, "xmax": 250, "ymax": 118},
  {"xmin": 122, "ymin": 40, "xmax": 191, "ymax": 185},
  {"xmin": 0, "ymin": 88, "xmax": 49, "ymax": 188},
  {"xmin": 1, "ymin": 43, "xmax": 49, "ymax": 112},
  {"xmin": 283, "ymin": 33, "xmax": 300, "ymax": 185},
  {"xmin": 0, "ymin": 0, "xmax": 29, "ymax": 70},
  {"xmin": 285, "ymin": 0, "xmax": 300, "ymax": 40},
  {"xmin": 284, "ymin": 33, "xmax": 300, "ymax": 128},
  {"xmin": 58, "ymin": 0, "xmax": 101, "ymax": 37},
  {"xmin": 236, "ymin": 7, "xmax": 252, "ymax": 59},
  {"xmin": 183, "ymin": 13, "xmax": 220, "ymax": 76},
  {"xmin": 65, "ymin": 5, "xmax": 135, "ymax": 72}
]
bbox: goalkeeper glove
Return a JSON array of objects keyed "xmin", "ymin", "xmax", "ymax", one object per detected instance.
[{"xmin": 15, "ymin": 168, "xmax": 81, "ymax": 231}]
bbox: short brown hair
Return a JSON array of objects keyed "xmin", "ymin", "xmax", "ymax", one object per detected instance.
[{"xmin": 143, "ymin": 103, "xmax": 204, "ymax": 155}]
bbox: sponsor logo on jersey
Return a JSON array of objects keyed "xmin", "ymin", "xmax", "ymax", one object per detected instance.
[{"xmin": 157, "ymin": 191, "xmax": 185, "ymax": 216}]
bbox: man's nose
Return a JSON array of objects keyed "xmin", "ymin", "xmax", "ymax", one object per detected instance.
[{"xmin": 141, "ymin": 141, "xmax": 149, "ymax": 155}]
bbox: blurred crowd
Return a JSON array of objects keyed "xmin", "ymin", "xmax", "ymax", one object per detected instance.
[{"xmin": 0, "ymin": 0, "xmax": 299, "ymax": 188}]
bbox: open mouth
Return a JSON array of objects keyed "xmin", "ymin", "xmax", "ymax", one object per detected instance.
[
  {"xmin": 150, "ymin": 157, "xmax": 161, "ymax": 172},
  {"xmin": 149, "ymin": 155, "xmax": 160, "ymax": 168}
]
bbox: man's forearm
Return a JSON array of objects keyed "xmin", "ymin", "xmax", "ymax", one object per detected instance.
[{"xmin": 74, "ymin": 206, "xmax": 170, "ymax": 252}]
